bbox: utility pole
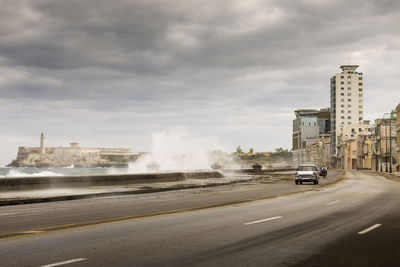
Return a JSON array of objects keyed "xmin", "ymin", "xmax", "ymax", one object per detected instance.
[{"xmin": 389, "ymin": 111, "xmax": 392, "ymax": 173}]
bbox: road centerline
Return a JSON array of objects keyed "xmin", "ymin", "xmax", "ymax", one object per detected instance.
[
  {"xmin": 244, "ymin": 216, "xmax": 282, "ymax": 225},
  {"xmin": 40, "ymin": 258, "xmax": 87, "ymax": 267},
  {"xmin": 20, "ymin": 230, "xmax": 45, "ymax": 234},
  {"xmin": 358, "ymin": 224, "xmax": 382, "ymax": 235}
]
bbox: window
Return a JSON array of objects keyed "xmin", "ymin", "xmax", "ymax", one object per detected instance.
[
  {"xmin": 348, "ymin": 104, "xmax": 351, "ymax": 107},
  {"xmin": 348, "ymin": 110, "xmax": 351, "ymax": 113},
  {"xmin": 341, "ymin": 99, "xmax": 344, "ymax": 102},
  {"xmin": 359, "ymin": 111, "xmax": 363, "ymax": 114},
  {"xmin": 341, "ymin": 110, "xmax": 344, "ymax": 113},
  {"xmin": 348, "ymin": 116, "xmax": 351, "ymax": 119},
  {"xmin": 359, "ymin": 128, "xmax": 362, "ymax": 132},
  {"xmin": 347, "ymin": 81, "xmax": 351, "ymax": 84},
  {"xmin": 348, "ymin": 122, "xmax": 351, "ymax": 124},
  {"xmin": 359, "ymin": 88, "xmax": 362, "ymax": 91},
  {"xmin": 359, "ymin": 94, "xmax": 362, "ymax": 97},
  {"xmin": 348, "ymin": 75, "xmax": 351, "ymax": 78},
  {"xmin": 348, "ymin": 93, "xmax": 351, "ymax": 96},
  {"xmin": 359, "ymin": 117, "xmax": 362, "ymax": 121},
  {"xmin": 341, "ymin": 93, "xmax": 344, "ymax": 96},
  {"xmin": 348, "ymin": 87, "xmax": 351, "ymax": 90},
  {"xmin": 359, "ymin": 105, "xmax": 363, "ymax": 108},
  {"xmin": 348, "ymin": 99, "xmax": 351, "ymax": 102},
  {"xmin": 341, "ymin": 75, "xmax": 344, "ymax": 78},
  {"xmin": 341, "ymin": 81, "xmax": 344, "ymax": 84},
  {"xmin": 359, "ymin": 83, "xmax": 363, "ymax": 86},
  {"xmin": 341, "ymin": 116, "xmax": 344, "ymax": 119},
  {"xmin": 341, "ymin": 87, "xmax": 344, "ymax": 90},
  {"xmin": 358, "ymin": 77, "xmax": 362, "ymax": 80},
  {"xmin": 341, "ymin": 105, "xmax": 344, "ymax": 107}
]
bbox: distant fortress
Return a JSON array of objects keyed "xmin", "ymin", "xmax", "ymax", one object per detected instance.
[{"xmin": 8, "ymin": 133, "xmax": 140, "ymax": 167}]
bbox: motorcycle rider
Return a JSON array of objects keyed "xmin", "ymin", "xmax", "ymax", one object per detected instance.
[{"xmin": 320, "ymin": 164, "xmax": 328, "ymax": 177}]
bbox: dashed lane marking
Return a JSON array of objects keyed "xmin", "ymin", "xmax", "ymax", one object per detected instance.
[
  {"xmin": 327, "ymin": 200, "xmax": 340, "ymax": 205},
  {"xmin": 244, "ymin": 216, "xmax": 282, "ymax": 225},
  {"xmin": 40, "ymin": 258, "xmax": 87, "ymax": 267},
  {"xmin": 358, "ymin": 224, "xmax": 382, "ymax": 235}
]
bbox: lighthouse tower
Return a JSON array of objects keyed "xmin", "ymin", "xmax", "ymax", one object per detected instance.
[{"xmin": 40, "ymin": 133, "xmax": 46, "ymax": 154}]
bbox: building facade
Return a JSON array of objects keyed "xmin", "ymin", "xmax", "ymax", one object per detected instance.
[
  {"xmin": 330, "ymin": 65, "xmax": 364, "ymax": 166},
  {"xmin": 292, "ymin": 109, "xmax": 330, "ymax": 166},
  {"xmin": 373, "ymin": 117, "xmax": 397, "ymax": 172}
]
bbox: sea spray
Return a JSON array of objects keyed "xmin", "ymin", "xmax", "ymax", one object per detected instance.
[
  {"xmin": 4, "ymin": 169, "xmax": 64, "ymax": 177},
  {"xmin": 122, "ymin": 129, "xmax": 228, "ymax": 173}
]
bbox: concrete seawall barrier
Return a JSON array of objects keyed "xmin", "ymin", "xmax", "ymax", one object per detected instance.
[
  {"xmin": 223, "ymin": 168, "xmax": 296, "ymax": 175},
  {"xmin": 0, "ymin": 171, "xmax": 223, "ymax": 191}
]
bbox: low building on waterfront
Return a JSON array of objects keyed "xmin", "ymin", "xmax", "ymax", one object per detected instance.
[{"xmin": 8, "ymin": 134, "xmax": 140, "ymax": 167}]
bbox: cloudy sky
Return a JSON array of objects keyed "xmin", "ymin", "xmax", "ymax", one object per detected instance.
[{"xmin": 0, "ymin": 0, "xmax": 399, "ymax": 165}]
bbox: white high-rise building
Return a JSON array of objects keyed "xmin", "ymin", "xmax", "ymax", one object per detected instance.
[{"xmin": 330, "ymin": 65, "xmax": 364, "ymax": 162}]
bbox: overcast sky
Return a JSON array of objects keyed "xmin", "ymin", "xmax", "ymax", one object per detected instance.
[{"xmin": 0, "ymin": 0, "xmax": 399, "ymax": 165}]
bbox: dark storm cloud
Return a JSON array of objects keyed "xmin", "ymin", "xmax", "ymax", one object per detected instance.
[{"xmin": 0, "ymin": 0, "xmax": 400, "ymax": 164}]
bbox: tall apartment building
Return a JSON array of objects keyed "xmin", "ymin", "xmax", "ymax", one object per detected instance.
[{"xmin": 330, "ymin": 65, "xmax": 364, "ymax": 164}]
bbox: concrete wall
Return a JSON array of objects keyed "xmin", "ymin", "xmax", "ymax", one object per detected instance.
[{"xmin": 0, "ymin": 171, "xmax": 224, "ymax": 191}]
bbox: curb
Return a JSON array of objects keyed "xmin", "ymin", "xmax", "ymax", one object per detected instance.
[{"xmin": 365, "ymin": 170, "xmax": 400, "ymax": 182}]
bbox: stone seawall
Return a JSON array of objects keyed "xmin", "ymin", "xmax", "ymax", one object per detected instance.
[
  {"xmin": 223, "ymin": 168, "xmax": 296, "ymax": 174},
  {"xmin": 0, "ymin": 171, "xmax": 223, "ymax": 191}
]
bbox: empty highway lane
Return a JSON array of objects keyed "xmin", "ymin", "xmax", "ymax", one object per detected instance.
[{"xmin": 1, "ymin": 171, "xmax": 400, "ymax": 266}]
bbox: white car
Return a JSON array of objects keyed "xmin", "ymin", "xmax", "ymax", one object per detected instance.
[{"xmin": 295, "ymin": 164, "xmax": 319, "ymax": 185}]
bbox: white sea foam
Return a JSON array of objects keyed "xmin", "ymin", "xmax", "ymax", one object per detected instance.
[
  {"xmin": 4, "ymin": 169, "xmax": 64, "ymax": 177},
  {"xmin": 110, "ymin": 129, "xmax": 228, "ymax": 174}
]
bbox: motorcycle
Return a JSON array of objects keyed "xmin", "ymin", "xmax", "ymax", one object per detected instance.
[{"xmin": 320, "ymin": 169, "xmax": 327, "ymax": 178}]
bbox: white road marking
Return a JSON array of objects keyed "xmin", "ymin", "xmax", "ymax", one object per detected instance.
[
  {"xmin": 327, "ymin": 200, "xmax": 340, "ymax": 205},
  {"xmin": 0, "ymin": 212, "xmax": 17, "ymax": 216},
  {"xmin": 244, "ymin": 216, "xmax": 282, "ymax": 225},
  {"xmin": 358, "ymin": 224, "xmax": 382, "ymax": 235},
  {"xmin": 20, "ymin": 230, "xmax": 44, "ymax": 234},
  {"xmin": 40, "ymin": 258, "xmax": 87, "ymax": 267}
]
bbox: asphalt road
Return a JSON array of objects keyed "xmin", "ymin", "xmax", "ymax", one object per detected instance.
[{"xmin": 1, "ymin": 170, "xmax": 400, "ymax": 267}]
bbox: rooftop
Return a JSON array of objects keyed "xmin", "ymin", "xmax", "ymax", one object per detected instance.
[{"xmin": 340, "ymin": 65, "xmax": 359, "ymax": 71}]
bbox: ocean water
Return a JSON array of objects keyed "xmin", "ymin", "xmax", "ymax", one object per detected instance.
[{"xmin": 0, "ymin": 166, "xmax": 121, "ymax": 178}]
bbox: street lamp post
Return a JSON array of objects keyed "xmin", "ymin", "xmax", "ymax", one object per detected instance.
[{"xmin": 380, "ymin": 119, "xmax": 383, "ymax": 172}]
